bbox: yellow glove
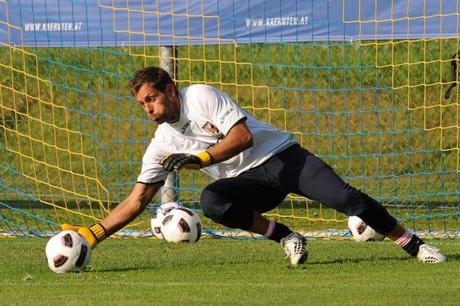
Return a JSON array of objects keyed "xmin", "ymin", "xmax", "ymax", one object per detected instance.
[
  {"xmin": 61, "ymin": 223, "xmax": 107, "ymax": 249},
  {"xmin": 160, "ymin": 151, "xmax": 212, "ymax": 171}
]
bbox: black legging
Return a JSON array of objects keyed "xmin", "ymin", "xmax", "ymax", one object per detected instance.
[{"xmin": 200, "ymin": 144, "xmax": 397, "ymax": 235}]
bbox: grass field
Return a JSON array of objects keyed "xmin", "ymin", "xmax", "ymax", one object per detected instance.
[{"xmin": 1, "ymin": 238, "xmax": 459, "ymax": 305}]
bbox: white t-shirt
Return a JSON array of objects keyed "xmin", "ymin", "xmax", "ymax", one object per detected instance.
[{"xmin": 137, "ymin": 84, "xmax": 296, "ymax": 183}]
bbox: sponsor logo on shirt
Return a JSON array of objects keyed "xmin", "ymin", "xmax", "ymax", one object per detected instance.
[
  {"xmin": 220, "ymin": 108, "xmax": 234, "ymax": 124},
  {"xmin": 180, "ymin": 120, "xmax": 191, "ymax": 134},
  {"xmin": 202, "ymin": 121, "xmax": 222, "ymax": 137}
]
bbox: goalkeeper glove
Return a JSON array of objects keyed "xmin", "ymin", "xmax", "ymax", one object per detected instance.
[
  {"xmin": 160, "ymin": 151, "xmax": 212, "ymax": 171},
  {"xmin": 61, "ymin": 223, "xmax": 107, "ymax": 249}
]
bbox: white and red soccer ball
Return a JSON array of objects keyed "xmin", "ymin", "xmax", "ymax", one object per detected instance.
[
  {"xmin": 45, "ymin": 230, "xmax": 92, "ymax": 273},
  {"xmin": 151, "ymin": 202, "xmax": 202, "ymax": 243},
  {"xmin": 348, "ymin": 216, "xmax": 385, "ymax": 241}
]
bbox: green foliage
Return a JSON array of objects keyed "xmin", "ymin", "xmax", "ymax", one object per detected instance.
[{"xmin": 0, "ymin": 238, "xmax": 459, "ymax": 305}]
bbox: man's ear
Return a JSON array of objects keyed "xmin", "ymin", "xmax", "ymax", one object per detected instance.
[{"xmin": 165, "ymin": 83, "xmax": 177, "ymax": 98}]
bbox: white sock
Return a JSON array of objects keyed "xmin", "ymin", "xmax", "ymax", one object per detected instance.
[{"xmin": 394, "ymin": 229, "xmax": 413, "ymax": 247}]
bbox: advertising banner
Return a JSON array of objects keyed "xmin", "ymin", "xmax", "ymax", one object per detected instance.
[{"xmin": 0, "ymin": 0, "xmax": 458, "ymax": 47}]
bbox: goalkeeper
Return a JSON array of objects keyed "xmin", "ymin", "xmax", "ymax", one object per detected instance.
[{"xmin": 63, "ymin": 66, "xmax": 446, "ymax": 265}]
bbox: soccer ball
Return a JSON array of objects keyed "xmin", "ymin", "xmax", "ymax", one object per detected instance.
[
  {"xmin": 160, "ymin": 207, "xmax": 202, "ymax": 243},
  {"xmin": 151, "ymin": 217, "xmax": 164, "ymax": 240},
  {"xmin": 150, "ymin": 202, "xmax": 181, "ymax": 240},
  {"xmin": 45, "ymin": 230, "xmax": 92, "ymax": 273},
  {"xmin": 348, "ymin": 216, "xmax": 385, "ymax": 241}
]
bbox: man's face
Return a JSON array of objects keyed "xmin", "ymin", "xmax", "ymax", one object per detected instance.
[{"xmin": 135, "ymin": 83, "xmax": 179, "ymax": 124}]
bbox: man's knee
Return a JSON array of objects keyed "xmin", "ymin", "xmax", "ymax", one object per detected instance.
[
  {"xmin": 200, "ymin": 187, "xmax": 227, "ymax": 223},
  {"xmin": 200, "ymin": 185, "xmax": 253, "ymax": 229}
]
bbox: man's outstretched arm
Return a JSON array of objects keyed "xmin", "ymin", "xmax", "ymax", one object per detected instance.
[{"xmin": 62, "ymin": 182, "xmax": 162, "ymax": 248}]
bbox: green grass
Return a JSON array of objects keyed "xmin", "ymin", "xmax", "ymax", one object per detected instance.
[{"xmin": 1, "ymin": 238, "xmax": 459, "ymax": 305}]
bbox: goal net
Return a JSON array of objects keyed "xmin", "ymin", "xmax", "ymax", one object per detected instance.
[{"xmin": 0, "ymin": 0, "xmax": 458, "ymax": 239}]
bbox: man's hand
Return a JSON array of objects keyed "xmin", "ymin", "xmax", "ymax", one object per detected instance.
[
  {"xmin": 160, "ymin": 151, "xmax": 212, "ymax": 171},
  {"xmin": 61, "ymin": 223, "xmax": 107, "ymax": 249}
]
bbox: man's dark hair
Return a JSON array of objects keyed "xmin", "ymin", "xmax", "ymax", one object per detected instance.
[{"xmin": 128, "ymin": 66, "xmax": 176, "ymax": 96}]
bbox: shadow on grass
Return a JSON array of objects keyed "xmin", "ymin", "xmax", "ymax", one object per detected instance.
[
  {"xmin": 91, "ymin": 265, "xmax": 161, "ymax": 273},
  {"xmin": 90, "ymin": 252, "xmax": 460, "ymax": 273},
  {"xmin": 94, "ymin": 256, "xmax": 409, "ymax": 273},
  {"xmin": 444, "ymin": 253, "xmax": 460, "ymax": 262},
  {"xmin": 308, "ymin": 255, "xmax": 412, "ymax": 265},
  {"xmin": 309, "ymin": 252, "xmax": 460, "ymax": 265},
  {"xmin": 87, "ymin": 258, "xmax": 165, "ymax": 273}
]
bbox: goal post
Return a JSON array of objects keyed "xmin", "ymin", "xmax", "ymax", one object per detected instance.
[
  {"xmin": 0, "ymin": 0, "xmax": 458, "ymax": 239},
  {"xmin": 159, "ymin": 46, "xmax": 179, "ymax": 205}
]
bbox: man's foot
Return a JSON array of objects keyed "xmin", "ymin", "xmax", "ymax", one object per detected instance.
[
  {"xmin": 417, "ymin": 244, "xmax": 446, "ymax": 263},
  {"xmin": 280, "ymin": 232, "xmax": 308, "ymax": 266}
]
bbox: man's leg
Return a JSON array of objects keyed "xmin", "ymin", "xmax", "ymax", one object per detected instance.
[
  {"xmin": 200, "ymin": 176, "xmax": 307, "ymax": 265},
  {"xmin": 248, "ymin": 213, "xmax": 307, "ymax": 265},
  {"xmin": 349, "ymin": 185, "xmax": 445, "ymax": 262},
  {"xmin": 266, "ymin": 144, "xmax": 446, "ymax": 263}
]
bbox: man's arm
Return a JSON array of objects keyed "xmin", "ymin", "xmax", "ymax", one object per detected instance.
[
  {"xmin": 100, "ymin": 182, "xmax": 162, "ymax": 235},
  {"xmin": 62, "ymin": 182, "xmax": 162, "ymax": 248},
  {"xmin": 160, "ymin": 120, "xmax": 253, "ymax": 171},
  {"xmin": 206, "ymin": 119, "xmax": 253, "ymax": 164}
]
